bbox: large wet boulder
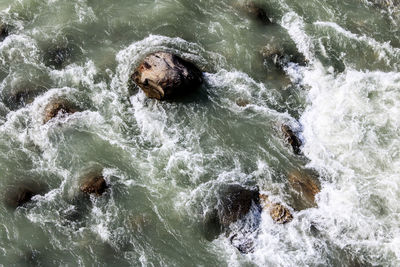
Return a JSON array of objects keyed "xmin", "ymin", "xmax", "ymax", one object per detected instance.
[
  {"xmin": 4, "ymin": 181, "xmax": 47, "ymax": 210},
  {"xmin": 288, "ymin": 170, "xmax": 320, "ymax": 207},
  {"xmin": 259, "ymin": 194, "xmax": 293, "ymax": 224},
  {"xmin": 43, "ymin": 99, "xmax": 77, "ymax": 124},
  {"xmin": 80, "ymin": 174, "xmax": 107, "ymax": 196},
  {"xmin": 236, "ymin": 1, "xmax": 272, "ymax": 24},
  {"xmin": 131, "ymin": 52, "xmax": 203, "ymax": 100},
  {"xmin": 281, "ymin": 124, "xmax": 302, "ymax": 155}
]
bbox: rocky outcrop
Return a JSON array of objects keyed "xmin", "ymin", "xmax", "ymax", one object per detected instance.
[
  {"xmin": 259, "ymin": 194, "xmax": 293, "ymax": 224},
  {"xmin": 80, "ymin": 174, "xmax": 107, "ymax": 196},
  {"xmin": 288, "ymin": 170, "xmax": 320, "ymax": 207},
  {"xmin": 132, "ymin": 52, "xmax": 203, "ymax": 100},
  {"xmin": 281, "ymin": 124, "xmax": 302, "ymax": 155},
  {"xmin": 4, "ymin": 181, "xmax": 47, "ymax": 210},
  {"xmin": 236, "ymin": 1, "xmax": 272, "ymax": 24},
  {"xmin": 43, "ymin": 99, "xmax": 77, "ymax": 124}
]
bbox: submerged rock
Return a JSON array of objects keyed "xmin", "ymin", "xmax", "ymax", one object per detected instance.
[
  {"xmin": 129, "ymin": 214, "xmax": 153, "ymax": 232},
  {"xmin": 372, "ymin": 0, "xmax": 400, "ymax": 8},
  {"xmin": 262, "ymin": 44, "xmax": 308, "ymax": 69},
  {"xmin": 42, "ymin": 41, "xmax": 80, "ymax": 70},
  {"xmin": 43, "ymin": 99, "xmax": 77, "ymax": 124},
  {"xmin": 236, "ymin": 98, "xmax": 250, "ymax": 107},
  {"xmin": 236, "ymin": 1, "xmax": 272, "ymax": 24},
  {"xmin": 4, "ymin": 181, "xmax": 47, "ymax": 210},
  {"xmin": 288, "ymin": 170, "xmax": 320, "ymax": 207},
  {"xmin": 259, "ymin": 194, "xmax": 293, "ymax": 224},
  {"xmin": 281, "ymin": 124, "xmax": 302, "ymax": 155},
  {"xmin": 132, "ymin": 52, "xmax": 203, "ymax": 100},
  {"xmin": 7, "ymin": 87, "xmax": 46, "ymax": 109},
  {"xmin": 80, "ymin": 174, "xmax": 107, "ymax": 196}
]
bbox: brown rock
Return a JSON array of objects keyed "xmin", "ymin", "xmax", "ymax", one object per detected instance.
[
  {"xmin": 281, "ymin": 124, "xmax": 302, "ymax": 155},
  {"xmin": 80, "ymin": 174, "xmax": 107, "ymax": 196},
  {"xmin": 43, "ymin": 99, "xmax": 77, "ymax": 124},
  {"xmin": 131, "ymin": 52, "xmax": 203, "ymax": 100},
  {"xmin": 288, "ymin": 170, "xmax": 320, "ymax": 206},
  {"xmin": 259, "ymin": 194, "xmax": 293, "ymax": 224}
]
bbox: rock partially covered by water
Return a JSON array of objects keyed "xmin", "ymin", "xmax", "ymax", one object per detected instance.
[
  {"xmin": 259, "ymin": 194, "xmax": 293, "ymax": 224},
  {"xmin": 132, "ymin": 52, "xmax": 203, "ymax": 100},
  {"xmin": 80, "ymin": 174, "xmax": 107, "ymax": 196},
  {"xmin": 281, "ymin": 124, "xmax": 302, "ymax": 155},
  {"xmin": 236, "ymin": 98, "xmax": 250, "ymax": 107},
  {"xmin": 43, "ymin": 99, "xmax": 77, "ymax": 124},
  {"xmin": 4, "ymin": 181, "xmax": 47, "ymax": 210},
  {"xmin": 8, "ymin": 87, "xmax": 46, "ymax": 109},
  {"xmin": 217, "ymin": 184, "xmax": 260, "ymax": 227},
  {"xmin": 373, "ymin": 0, "xmax": 400, "ymax": 8},
  {"xmin": 42, "ymin": 42, "xmax": 79, "ymax": 70},
  {"xmin": 203, "ymin": 185, "xmax": 293, "ymax": 253},
  {"xmin": 288, "ymin": 170, "xmax": 320, "ymax": 207},
  {"xmin": 0, "ymin": 22, "xmax": 9, "ymax": 42},
  {"xmin": 236, "ymin": 1, "xmax": 272, "ymax": 24},
  {"xmin": 262, "ymin": 44, "xmax": 308, "ymax": 68},
  {"xmin": 202, "ymin": 185, "xmax": 260, "ymax": 240}
]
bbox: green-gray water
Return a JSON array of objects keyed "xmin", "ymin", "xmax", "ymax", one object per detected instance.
[{"xmin": 0, "ymin": 0, "xmax": 400, "ymax": 266}]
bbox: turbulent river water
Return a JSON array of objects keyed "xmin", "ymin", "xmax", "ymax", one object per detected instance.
[{"xmin": 0, "ymin": 0, "xmax": 400, "ymax": 266}]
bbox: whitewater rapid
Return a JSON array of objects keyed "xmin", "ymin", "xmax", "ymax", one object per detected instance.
[{"xmin": 0, "ymin": 0, "xmax": 399, "ymax": 266}]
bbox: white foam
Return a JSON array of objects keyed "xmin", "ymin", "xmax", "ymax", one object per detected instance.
[
  {"xmin": 314, "ymin": 21, "xmax": 400, "ymax": 68},
  {"xmin": 295, "ymin": 65, "xmax": 400, "ymax": 265},
  {"xmin": 0, "ymin": 34, "xmax": 41, "ymax": 66},
  {"xmin": 281, "ymin": 12, "xmax": 315, "ymax": 63}
]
